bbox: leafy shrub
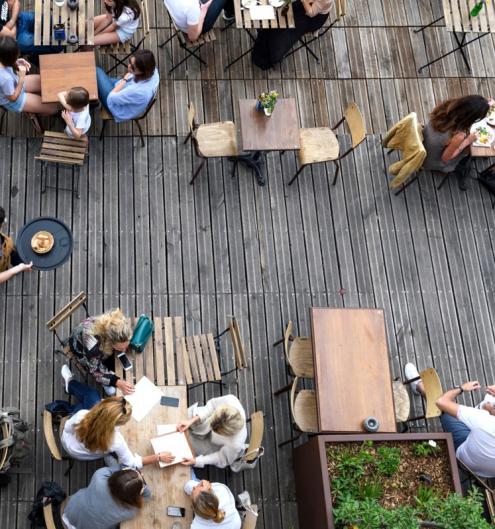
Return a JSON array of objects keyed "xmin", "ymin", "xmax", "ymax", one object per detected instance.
[
  {"xmin": 413, "ymin": 440, "xmax": 441, "ymax": 457},
  {"xmin": 359, "ymin": 480, "xmax": 383, "ymax": 501},
  {"xmin": 375, "ymin": 446, "xmax": 401, "ymax": 476}
]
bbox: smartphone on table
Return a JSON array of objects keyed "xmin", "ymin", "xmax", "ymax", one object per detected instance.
[
  {"xmin": 167, "ymin": 506, "xmax": 186, "ymax": 517},
  {"xmin": 117, "ymin": 351, "xmax": 132, "ymax": 371}
]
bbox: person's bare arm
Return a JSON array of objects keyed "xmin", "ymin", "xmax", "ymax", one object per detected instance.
[
  {"xmin": 300, "ymin": 0, "xmax": 317, "ymax": 17},
  {"xmin": 0, "ymin": 24, "xmax": 16, "ymax": 37},
  {"xmin": 0, "ymin": 262, "xmax": 32, "ymax": 284},
  {"xmin": 186, "ymin": 0, "xmax": 212, "ymax": 42},
  {"xmin": 436, "ymin": 381, "xmax": 481, "ymax": 417},
  {"xmin": 441, "ymin": 132, "xmax": 477, "ymax": 163},
  {"xmin": 57, "ymin": 91, "xmax": 71, "ymax": 110},
  {"xmin": 5, "ymin": 0, "xmax": 20, "ymax": 29},
  {"xmin": 61, "ymin": 110, "xmax": 84, "ymax": 139},
  {"xmin": 5, "ymin": 65, "xmax": 26, "ymax": 102}
]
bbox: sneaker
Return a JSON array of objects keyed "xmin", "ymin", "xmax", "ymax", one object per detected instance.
[
  {"xmin": 222, "ymin": 9, "xmax": 235, "ymax": 22},
  {"xmin": 103, "ymin": 385, "xmax": 117, "ymax": 396},
  {"xmin": 404, "ymin": 362, "xmax": 421, "ymax": 395},
  {"xmin": 61, "ymin": 365, "xmax": 74, "ymax": 394}
]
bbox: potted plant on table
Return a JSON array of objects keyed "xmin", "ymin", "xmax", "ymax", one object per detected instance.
[{"xmin": 256, "ymin": 90, "xmax": 279, "ymax": 116}]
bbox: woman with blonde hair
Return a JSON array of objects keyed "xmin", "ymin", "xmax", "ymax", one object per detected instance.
[
  {"xmin": 185, "ymin": 479, "xmax": 241, "ymax": 528},
  {"xmin": 177, "ymin": 395, "xmax": 247, "ymax": 470},
  {"xmin": 69, "ymin": 308, "xmax": 134, "ymax": 395},
  {"xmin": 61, "ymin": 396, "xmax": 175, "ymax": 467}
]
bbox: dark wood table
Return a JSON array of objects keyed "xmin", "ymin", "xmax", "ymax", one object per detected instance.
[
  {"xmin": 310, "ymin": 307, "xmax": 397, "ymax": 433},
  {"xmin": 39, "ymin": 52, "xmax": 98, "ymax": 103},
  {"xmin": 235, "ymin": 97, "xmax": 300, "ymax": 186}
]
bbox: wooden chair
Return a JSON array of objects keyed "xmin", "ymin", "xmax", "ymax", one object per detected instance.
[
  {"xmin": 99, "ymin": 94, "xmax": 157, "ymax": 148},
  {"xmin": 47, "ymin": 291, "xmax": 89, "ymax": 375},
  {"xmin": 42, "ymin": 411, "xmax": 74, "ymax": 476},
  {"xmin": 288, "ymin": 102, "xmax": 366, "ymax": 186},
  {"xmin": 283, "ymin": 0, "xmax": 346, "ymax": 63},
  {"xmin": 180, "ymin": 332, "xmax": 222, "ymax": 386},
  {"xmin": 43, "ymin": 498, "xmax": 68, "ymax": 529},
  {"xmin": 35, "ymin": 132, "xmax": 89, "ymax": 199},
  {"xmin": 159, "ymin": 20, "xmax": 216, "ymax": 74},
  {"xmin": 99, "ymin": 0, "xmax": 150, "ymax": 74},
  {"xmin": 279, "ymin": 377, "xmax": 318, "ymax": 447},
  {"xmin": 242, "ymin": 505, "xmax": 259, "ymax": 529},
  {"xmin": 273, "ymin": 321, "xmax": 314, "ymax": 395},
  {"xmin": 403, "ymin": 367, "xmax": 443, "ymax": 423},
  {"xmin": 215, "ymin": 317, "xmax": 248, "ymax": 377},
  {"xmin": 183, "ymin": 101, "xmax": 238, "ymax": 184},
  {"xmin": 242, "ymin": 411, "xmax": 264, "ymax": 464}
]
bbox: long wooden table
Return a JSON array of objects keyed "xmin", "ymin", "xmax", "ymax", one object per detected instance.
[
  {"xmin": 120, "ymin": 385, "xmax": 193, "ymax": 529},
  {"xmin": 310, "ymin": 307, "xmax": 396, "ymax": 433}
]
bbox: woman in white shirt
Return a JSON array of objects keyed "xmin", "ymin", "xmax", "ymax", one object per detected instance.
[
  {"xmin": 62, "ymin": 396, "xmax": 174, "ymax": 468},
  {"xmin": 178, "ymin": 395, "xmax": 247, "ymax": 470},
  {"xmin": 185, "ymin": 479, "xmax": 241, "ymax": 529},
  {"xmin": 93, "ymin": 0, "xmax": 140, "ymax": 46}
]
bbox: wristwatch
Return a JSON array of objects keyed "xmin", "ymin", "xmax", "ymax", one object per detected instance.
[{"xmin": 457, "ymin": 386, "xmax": 464, "ymax": 394}]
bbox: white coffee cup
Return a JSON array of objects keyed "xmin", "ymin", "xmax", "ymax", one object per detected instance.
[{"xmin": 54, "ymin": 0, "xmax": 66, "ymax": 7}]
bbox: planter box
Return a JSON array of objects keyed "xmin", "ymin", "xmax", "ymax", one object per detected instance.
[{"xmin": 293, "ymin": 433, "xmax": 462, "ymax": 529}]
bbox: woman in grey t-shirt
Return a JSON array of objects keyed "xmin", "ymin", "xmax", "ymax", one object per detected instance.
[{"xmin": 422, "ymin": 95, "xmax": 489, "ymax": 190}]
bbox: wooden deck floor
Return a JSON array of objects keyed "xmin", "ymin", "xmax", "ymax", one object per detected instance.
[{"xmin": 2, "ymin": 1, "xmax": 495, "ymax": 528}]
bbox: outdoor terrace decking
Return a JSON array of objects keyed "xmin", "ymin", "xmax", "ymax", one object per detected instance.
[{"xmin": 2, "ymin": 1, "xmax": 495, "ymax": 528}]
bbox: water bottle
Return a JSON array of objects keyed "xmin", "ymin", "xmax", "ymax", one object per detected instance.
[{"xmin": 470, "ymin": 1, "xmax": 484, "ymax": 17}]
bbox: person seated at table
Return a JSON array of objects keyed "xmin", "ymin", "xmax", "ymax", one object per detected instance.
[
  {"xmin": 69, "ymin": 308, "xmax": 134, "ymax": 396},
  {"xmin": 185, "ymin": 478, "xmax": 242, "ymax": 529},
  {"xmin": 61, "ymin": 396, "xmax": 176, "ymax": 467},
  {"xmin": 422, "ymin": 95, "xmax": 490, "ymax": 190},
  {"xmin": 0, "ymin": 36, "xmax": 60, "ymax": 115},
  {"xmin": 163, "ymin": 0, "xmax": 234, "ymax": 42},
  {"xmin": 178, "ymin": 395, "xmax": 247, "ymax": 470},
  {"xmin": 251, "ymin": 0, "xmax": 333, "ymax": 70},
  {"xmin": 405, "ymin": 362, "xmax": 495, "ymax": 478},
  {"xmin": 93, "ymin": 0, "xmax": 141, "ymax": 46},
  {"xmin": 63, "ymin": 466, "xmax": 151, "ymax": 529},
  {"xmin": 96, "ymin": 49, "xmax": 158, "ymax": 123},
  {"xmin": 0, "ymin": 205, "xmax": 32, "ymax": 284},
  {"xmin": 58, "ymin": 87, "xmax": 91, "ymax": 139}
]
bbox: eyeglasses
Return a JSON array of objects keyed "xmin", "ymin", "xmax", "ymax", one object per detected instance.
[{"xmin": 122, "ymin": 467, "xmax": 147, "ymax": 494}]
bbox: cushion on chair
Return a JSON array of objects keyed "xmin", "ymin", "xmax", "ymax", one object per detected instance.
[
  {"xmin": 196, "ymin": 121, "xmax": 238, "ymax": 157},
  {"xmin": 298, "ymin": 127, "xmax": 340, "ymax": 166},
  {"xmin": 393, "ymin": 380, "xmax": 410, "ymax": 423},
  {"xmin": 293, "ymin": 389, "xmax": 318, "ymax": 433}
]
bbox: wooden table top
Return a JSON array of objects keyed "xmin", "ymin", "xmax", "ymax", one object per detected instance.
[
  {"xmin": 310, "ymin": 307, "xmax": 397, "ymax": 433},
  {"xmin": 120, "ymin": 385, "xmax": 194, "ymax": 529},
  {"xmin": 239, "ymin": 98, "xmax": 300, "ymax": 151},
  {"xmin": 234, "ymin": 0, "xmax": 295, "ymax": 29},
  {"xmin": 39, "ymin": 52, "xmax": 98, "ymax": 103},
  {"xmin": 442, "ymin": 0, "xmax": 495, "ymax": 34},
  {"xmin": 471, "ymin": 144, "xmax": 495, "ymax": 157},
  {"xmin": 34, "ymin": 0, "xmax": 94, "ymax": 46}
]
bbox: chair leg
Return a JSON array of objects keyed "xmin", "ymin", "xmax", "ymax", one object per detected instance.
[
  {"xmin": 190, "ymin": 159, "xmax": 206, "ymax": 185},
  {"xmin": 331, "ymin": 160, "xmax": 341, "ymax": 185},
  {"xmin": 273, "ymin": 382, "xmax": 292, "ymax": 396},
  {"xmin": 288, "ymin": 165, "xmax": 306, "ymax": 186},
  {"xmin": 230, "ymin": 159, "xmax": 238, "ymax": 178},
  {"xmin": 437, "ymin": 172, "xmax": 450, "ymax": 190},
  {"xmin": 183, "ymin": 131, "xmax": 192, "ymax": 145},
  {"xmin": 99, "ymin": 120, "xmax": 108, "ymax": 141},
  {"xmin": 278, "ymin": 430, "xmax": 301, "ymax": 448},
  {"xmin": 273, "ymin": 337, "xmax": 284, "ymax": 347},
  {"xmin": 74, "ymin": 166, "xmax": 80, "ymax": 199},
  {"xmin": 40, "ymin": 161, "xmax": 46, "ymax": 194},
  {"xmin": 0, "ymin": 108, "xmax": 5, "ymax": 135},
  {"xmin": 135, "ymin": 119, "xmax": 145, "ymax": 148}
]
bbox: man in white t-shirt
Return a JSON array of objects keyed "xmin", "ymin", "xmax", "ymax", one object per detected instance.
[
  {"xmin": 405, "ymin": 363, "xmax": 495, "ymax": 478},
  {"xmin": 164, "ymin": 0, "xmax": 234, "ymax": 42}
]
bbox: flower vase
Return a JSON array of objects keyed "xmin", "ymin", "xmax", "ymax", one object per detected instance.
[
  {"xmin": 264, "ymin": 106, "xmax": 274, "ymax": 116},
  {"xmin": 255, "ymin": 100, "xmax": 264, "ymax": 112}
]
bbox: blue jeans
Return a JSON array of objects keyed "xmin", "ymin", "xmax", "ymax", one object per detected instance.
[
  {"xmin": 16, "ymin": 12, "xmax": 63, "ymax": 56},
  {"xmin": 96, "ymin": 67, "xmax": 119, "ymax": 113},
  {"xmin": 68, "ymin": 380, "xmax": 101, "ymax": 413},
  {"xmin": 202, "ymin": 0, "xmax": 234, "ymax": 33},
  {"xmin": 440, "ymin": 412, "xmax": 471, "ymax": 450}
]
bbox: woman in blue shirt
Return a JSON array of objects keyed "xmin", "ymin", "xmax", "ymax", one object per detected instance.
[{"xmin": 96, "ymin": 49, "xmax": 159, "ymax": 122}]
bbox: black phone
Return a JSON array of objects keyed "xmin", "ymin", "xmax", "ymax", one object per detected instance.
[
  {"xmin": 167, "ymin": 506, "xmax": 186, "ymax": 517},
  {"xmin": 117, "ymin": 352, "xmax": 132, "ymax": 371},
  {"xmin": 161, "ymin": 396, "xmax": 179, "ymax": 407}
]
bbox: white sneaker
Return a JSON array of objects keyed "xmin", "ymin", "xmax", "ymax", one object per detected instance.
[
  {"xmin": 103, "ymin": 385, "xmax": 116, "ymax": 396},
  {"xmin": 222, "ymin": 10, "xmax": 235, "ymax": 22},
  {"xmin": 61, "ymin": 365, "xmax": 74, "ymax": 394},
  {"xmin": 404, "ymin": 363, "xmax": 421, "ymax": 395}
]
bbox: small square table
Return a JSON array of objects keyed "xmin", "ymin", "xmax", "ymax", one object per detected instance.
[
  {"xmin": 239, "ymin": 98, "xmax": 300, "ymax": 151},
  {"xmin": 34, "ymin": 0, "xmax": 94, "ymax": 46},
  {"xmin": 310, "ymin": 307, "xmax": 397, "ymax": 433},
  {"xmin": 39, "ymin": 52, "xmax": 98, "ymax": 103}
]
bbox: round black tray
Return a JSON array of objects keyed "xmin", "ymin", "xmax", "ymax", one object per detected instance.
[{"xmin": 16, "ymin": 217, "xmax": 73, "ymax": 271}]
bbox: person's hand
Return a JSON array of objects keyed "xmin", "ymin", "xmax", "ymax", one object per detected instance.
[
  {"xmin": 461, "ymin": 381, "xmax": 481, "ymax": 392},
  {"xmin": 482, "ymin": 402, "xmax": 495, "ymax": 416},
  {"xmin": 18, "ymin": 262, "xmax": 32, "ymax": 272},
  {"xmin": 16, "ymin": 58, "xmax": 31, "ymax": 72},
  {"xmin": 17, "ymin": 63, "xmax": 27, "ymax": 76},
  {"xmin": 61, "ymin": 110, "xmax": 72, "ymax": 125},
  {"xmin": 180, "ymin": 457, "xmax": 196, "ymax": 466},
  {"xmin": 158, "ymin": 452, "xmax": 175, "ymax": 464},
  {"xmin": 123, "ymin": 71, "xmax": 133, "ymax": 81},
  {"xmin": 200, "ymin": 0, "xmax": 213, "ymax": 12},
  {"xmin": 486, "ymin": 385, "xmax": 495, "ymax": 397},
  {"xmin": 116, "ymin": 379, "xmax": 135, "ymax": 395},
  {"xmin": 176, "ymin": 418, "xmax": 196, "ymax": 432}
]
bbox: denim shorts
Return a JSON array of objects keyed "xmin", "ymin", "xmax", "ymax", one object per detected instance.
[
  {"xmin": 116, "ymin": 27, "xmax": 134, "ymax": 43},
  {"xmin": 2, "ymin": 90, "xmax": 27, "ymax": 113}
]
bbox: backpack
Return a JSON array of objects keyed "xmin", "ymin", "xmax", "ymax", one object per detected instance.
[
  {"xmin": 0, "ymin": 408, "xmax": 30, "ymax": 473},
  {"xmin": 28, "ymin": 481, "xmax": 66, "ymax": 528},
  {"xmin": 230, "ymin": 446, "xmax": 265, "ymax": 473},
  {"xmin": 130, "ymin": 314, "xmax": 154, "ymax": 353}
]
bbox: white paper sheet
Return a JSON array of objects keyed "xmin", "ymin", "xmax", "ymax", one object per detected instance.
[
  {"xmin": 151, "ymin": 425, "xmax": 194, "ymax": 468},
  {"xmin": 249, "ymin": 4, "xmax": 275, "ymax": 20},
  {"xmin": 124, "ymin": 376, "xmax": 163, "ymax": 422}
]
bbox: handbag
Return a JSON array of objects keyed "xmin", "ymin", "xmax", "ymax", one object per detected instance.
[{"xmin": 130, "ymin": 314, "xmax": 154, "ymax": 353}]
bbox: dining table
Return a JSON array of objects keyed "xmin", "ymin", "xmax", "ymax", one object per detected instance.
[{"xmin": 310, "ymin": 307, "xmax": 397, "ymax": 433}]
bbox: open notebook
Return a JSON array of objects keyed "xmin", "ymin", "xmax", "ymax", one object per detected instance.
[
  {"xmin": 124, "ymin": 376, "xmax": 163, "ymax": 422},
  {"xmin": 150, "ymin": 424, "xmax": 195, "ymax": 468}
]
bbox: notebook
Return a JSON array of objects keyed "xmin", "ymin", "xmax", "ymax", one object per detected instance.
[
  {"xmin": 124, "ymin": 376, "xmax": 163, "ymax": 422},
  {"xmin": 151, "ymin": 424, "xmax": 195, "ymax": 468},
  {"xmin": 249, "ymin": 4, "xmax": 275, "ymax": 20}
]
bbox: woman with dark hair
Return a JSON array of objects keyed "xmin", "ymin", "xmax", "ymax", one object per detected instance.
[
  {"xmin": 423, "ymin": 95, "xmax": 490, "ymax": 190},
  {"xmin": 63, "ymin": 467, "xmax": 150, "ymax": 529},
  {"xmin": 94, "ymin": 0, "xmax": 141, "ymax": 46},
  {"xmin": 0, "ymin": 36, "xmax": 59, "ymax": 114},
  {"xmin": 96, "ymin": 49, "xmax": 159, "ymax": 122},
  {"xmin": 0, "ymin": 205, "xmax": 32, "ymax": 284}
]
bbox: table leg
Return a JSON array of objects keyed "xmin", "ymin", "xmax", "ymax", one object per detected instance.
[
  {"xmin": 224, "ymin": 29, "xmax": 256, "ymax": 71},
  {"xmin": 413, "ymin": 15, "xmax": 445, "ymax": 33},
  {"xmin": 230, "ymin": 151, "xmax": 266, "ymax": 186}
]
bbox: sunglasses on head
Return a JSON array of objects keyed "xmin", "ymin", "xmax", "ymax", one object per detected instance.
[{"xmin": 122, "ymin": 467, "xmax": 147, "ymax": 494}]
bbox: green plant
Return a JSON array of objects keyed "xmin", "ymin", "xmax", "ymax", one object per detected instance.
[
  {"xmin": 375, "ymin": 446, "xmax": 401, "ymax": 476},
  {"xmin": 413, "ymin": 441, "xmax": 441, "ymax": 457},
  {"xmin": 359, "ymin": 480, "xmax": 383, "ymax": 501},
  {"xmin": 415, "ymin": 484, "xmax": 438, "ymax": 508},
  {"xmin": 257, "ymin": 90, "xmax": 279, "ymax": 111}
]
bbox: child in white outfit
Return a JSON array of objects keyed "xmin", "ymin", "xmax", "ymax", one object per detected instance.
[{"xmin": 58, "ymin": 87, "xmax": 91, "ymax": 139}]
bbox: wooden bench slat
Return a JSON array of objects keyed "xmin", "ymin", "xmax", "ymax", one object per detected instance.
[
  {"xmin": 181, "ymin": 337, "xmax": 193, "ymax": 385},
  {"xmin": 200, "ymin": 333, "xmax": 214, "ymax": 381},
  {"xmin": 174, "ymin": 317, "xmax": 185, "ymax": 385},
  {"xmin": 163, "ymin": 317, "xmax": 175, "ymax": 386},
  {"xmin": 207, "ymin": 333, "xmax": 222, "ymax": 381},
  {"xmin": 154, "ymin": 317, "xmax": 166, "ymax": 386},
  {"xmin": 193, "ymin": 334, "xmax": 207, "ymax": 382}
]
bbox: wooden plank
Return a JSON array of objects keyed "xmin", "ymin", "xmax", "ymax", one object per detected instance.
[
  {"xmin": 180, "ymin": 337, "xmax": 193, "ymax": 385},
  {"xmin": 163, "ymin": 317, "xmax": 175, "ymax": 386},
  {"xmin": 193, "ymin": 334, "xmax": 207, "ymax": 382},
  {"xmin": 154, "ymin": 317, "xmax": 166, "ymax": 386}
]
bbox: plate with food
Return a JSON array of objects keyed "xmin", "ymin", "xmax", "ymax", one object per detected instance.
[
  {"xmin": 31, "ymin": 231, "xmax": 54, "ymax": 254},
  {"xmin": 487, "ymin": 105, "xmax": 495, "ymax": 126},
  {"xmin": 269, "ymin": 0, "xmax": 285, "ymax": 7},
  {"xmin": 241, "ymin": 0, "xmax": 258, "ymax": 8}
]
